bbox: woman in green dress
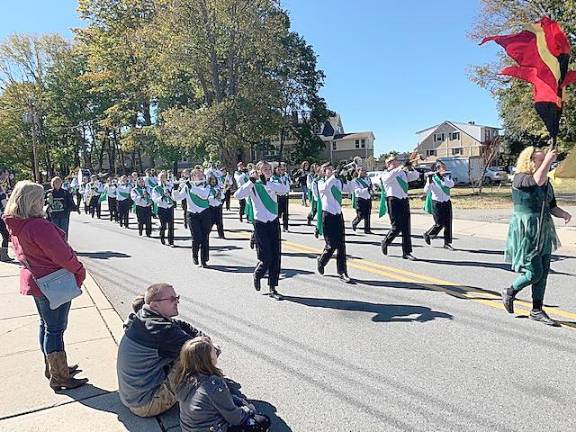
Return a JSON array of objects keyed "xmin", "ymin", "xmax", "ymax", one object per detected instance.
[{"xmin": 502, "ymin": 147, "xmax": 572, "ymax": 326}]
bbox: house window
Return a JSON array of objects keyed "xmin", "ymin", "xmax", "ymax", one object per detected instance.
[
  {"xmin": 355, "ymin": 139, "xmax": 360, "ymax": 149},
  {"xmin": 332, "ymin": 141, "xmax": 337, "ymax": 150},
  {"xmin": 426, "ymin": 149, "xmax": 437, "ymax": 157},
  {"xmin": 361, "ymin": 139, "xmax": 366, "ymax": 148},
  {"xmin": 449, "ymin": 132, "xmax": 460, "ymax": 140},
  {"xmin": 434, "ymin": 133, "xmax": 445, "ymax": 142},
  {"xmin": 452, "ymin": 147, "xmax": 463, "ymax": 156}
]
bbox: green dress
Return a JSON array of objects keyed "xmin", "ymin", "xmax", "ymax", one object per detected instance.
[{"xmin": 504, "ymin": 177, "xmax": 560, "ymax": 272}]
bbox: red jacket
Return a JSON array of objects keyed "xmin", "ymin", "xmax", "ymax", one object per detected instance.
[{"xmin": 3, "ymin": 216, "xmax": 86, "ymax": 297}]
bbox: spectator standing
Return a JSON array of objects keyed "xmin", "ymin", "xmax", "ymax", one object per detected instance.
[
  {"xmin": 0, "ymin": 167, "xmax": 12, "ymax": 262},
  {"xmin": 46, "ymin": 176, "xmax": 77, "ymax": 239},
  {"xmin": 3, "ymin": 180, "xmax": 88, "ymax": 390}
]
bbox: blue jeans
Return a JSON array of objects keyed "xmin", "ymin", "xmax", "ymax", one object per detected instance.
[
  {"xmin": 33, "ymin": 296, "xmax": 71, "ymax": 354},
  {"xmin": 301, "ymin": 184, "xmax": 308, "ymax": 205},
  {"xmin": 50, "ymin": 213, "xmax": 70, "ymax": 238}
]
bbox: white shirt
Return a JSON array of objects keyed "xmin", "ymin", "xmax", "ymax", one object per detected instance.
[
  {"xmin": 234, "ymin": 179, "xmax": 289, "ymax": 222},
  {"xmin": 208, "ymin": 185, "xmax": 223, "ymax": 207},
  {"xmin": 172, "ymin": 181, "xmax": 211, "ymax": 214},
  {"xmin": 353, "ymin": 176, "xmax": 373, "ymax": 200},
  {"xmin": 378, "ymin": 168, "xmax": 420, "ymax": 199},
  {"xmin": 318, "ymin": 175, "xmax": 355, "ymax": 215},
  {"xmin": 234, "ymin": 171, "xmax": 249, "ymax": 189},
  {"xmin": 311, "ymin": 177, "xmax": 320, "ymax": 199},
  {"xmin": 151, "ymin": 182, "xmax": 176, "ymax": 209},
  {"xmin": 116, "ymin": 183, "xmax": 132, "ymax": 201},
  {"xmin": 131, "ymin": 186, "xmax": 152, "ymax": 207},
  {"xmin": 423, "ymin": 174, "xmax": 454, "ymax": 203},
  {"xmin": 272, "ymin": 174, "xmax": 291, "ymax": 196},
  {"xmin": 144, "ymin": 176, "xmax": 158, "ymax": 191},
  {"xmin": 90, "ymin": 181, "xmax": 105, "ymax": 195},
  {"xmin": 105, "ymin": 183, "xmax": 117, "ymax": 198}
]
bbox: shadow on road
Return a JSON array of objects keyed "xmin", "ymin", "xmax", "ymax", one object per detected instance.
[
  {"xmin": 281, "ymin": 296, "xmax": 453, "ymax": 323},
  {"xmin": 77, "ymin": 251, "xmax": 131, "ymax": 259}
]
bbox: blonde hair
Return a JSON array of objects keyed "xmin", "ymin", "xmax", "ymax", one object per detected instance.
[
  {"xmin": 515, "ymin": 146, "xmax": 543, "ymax": 174},
  {"xmin": 256, "ymin": 160, "xmax": 270, "ymax": 171},
  {"xmin": 51, "ymin": 176, "xmax": 62, "ymax": 188},
  {"xmin": 176, "ymin": 337, "xmax": 222, "ymax": 392},
  {"xmin": 144, "ymin": 283, "xmax": 172, "ymax": 304},
  {"xmin": 4, "ymin": 181, "xmax": 45, "ymax": 219}
]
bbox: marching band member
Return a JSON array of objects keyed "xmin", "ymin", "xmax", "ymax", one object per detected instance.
[
  {"xmin": 131, "ymin": 177, "xmax": 153, "ymax": 237},
  {"xmin": 179, "ymin": 169, "xmax": 191, "ymax": 229},
  {"xmin": 316, "ymin": 163, "xmax": 355, "ymax": 283},
  {"xmin": 152, "ymin": 172, "xmax": 175, "ymax": 247},
  {"xmin": 144, "ymin": 169, "xmax": 158, "ymax": 191},
  {"xmin": 88, "ymin": 175, "xmax": 105, "ymax": 219},
  {"xmin": 116, "ymin": 175, "xmax": 132, "ymax": 229},
  {"xmin": 273, "ymin": 163, "xmax": 291, "ymax": 232},
  {"xmin": 235, "ymin": 160, "xmax": 289, "ymax": 299},
  {"xmin": 79, "ymin": 176, "xmax": 90, "ymax": 214},
  {"xmin": 306, "ymin": 164, "xmax": 320, "ymax": 226},
  {"xmin": 234, "ymin": 162, "xmax": 250, "ymax": 222},
  {"xmin": 423, "ymin": 161, "xmax": 454, "ymax": 250},
  {"xmin": 172, "ymin": 168, "xmax": 212, "ymax": 267},
  {"xmin": 69, "ymin": 175, "xmax": 82, "ymax": 209},
  {"xmin": 351, "ymin": 167, "xmax": 374, "ymax": 234},
  {"xmin": 221, "ymin": 167, "xmax": 233, "ymax": 211},
  {"xmin": 207, "ymin": 174, "xmax": 225, "ymax": 239},
  {"xmin": 378, "ymin": 154, "xmax": 420, "ymax": 260},
  {"xmin": 105, "ymin": 177, "xmax": 119, "ymax": 222}
]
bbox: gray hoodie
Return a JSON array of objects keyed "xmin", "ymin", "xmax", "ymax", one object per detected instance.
[{"xmin": 177, "ymin": 374, "xmax": 251, "ymax": 432}]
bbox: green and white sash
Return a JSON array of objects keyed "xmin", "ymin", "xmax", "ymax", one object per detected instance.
[
  {"xmin": 188, "ymin": 187, "xmax": 209, "ymax": 209},
  {"xmin": 378, "ymin": 179, "xmax": 387, "ymax": 218},
  {"xmin": 396, "ymin": 174, "xmax": 409, "ymax": 194},
  {"xmin": 424, "ymin": 175, "xmax": 451, "ymax": 214},
  {"xmin": 254, "ymin": 181, "xmax": 278, "ymax": 215}
]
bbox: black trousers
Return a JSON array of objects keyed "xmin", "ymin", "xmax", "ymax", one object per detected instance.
[
  {"xmin": 224, "ymin": 190, "xmax": 231, "ymax": 211},
  {"xmin": 117, "ymin": 199, "xmax": 130, "ymax": 227},
  {"xmin": 228, "ymin": 414, "xmax": 271, "ymax": 432},
  {"xmin": 108, "ymin": 197, "xmax": 118, "ymax": 221},
  {"xmin": 188, "ymin": 210, "xmax": 211, "ymax": 264},
  {"xmin": 254, "ymin": 219, "xmax": 281, "ymax": 288},
  {"xmin": 277, "ymin": 195, "xmax": 289, "ymax": 230},
  {"xmin": 209, "ymin": 205, "xmax": 225, "ymax": 238},
  {"xmin": 426, "ymin": 200, "xmax": 453, "ymax": 245},
  {"xmin": 75, "ymin": 192, "xmax": 82, "ymax": 210},
  {"xmin": 158, "ymin": 206, "xmax": 175, "ymax": 245},
  {"xmin": 318, "ymin": 211, "xmax": 347, "ymax": 275},
  {"xmin": 239, "ymin": 198, "xmax": 246, "ymax": 221},
  {"xmin": 383, "ymin": 197, "xmax": 412, "ymax": 255},
  {"xmin": 0, "ymin": 217, "xmax": 9, "ymax": 248},
  {"xmin": 89, "ymin": 195, "xmax": 101, "ymax": 218},
  {"xmin": 181, "ymin": 199, "xmax": 188, "ymax": 228},
  {"xmin": 136, "ymin": 206, "xmax": 152, "ymax": 236},
  {"xmin": 352, "ymin": 198, "xmax": 372, "ymax": 233}
]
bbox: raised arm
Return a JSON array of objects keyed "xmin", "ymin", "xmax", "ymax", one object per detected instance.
[{"xmin": 234, "ymin": 180, "xmax": 254, "ymax": 200}]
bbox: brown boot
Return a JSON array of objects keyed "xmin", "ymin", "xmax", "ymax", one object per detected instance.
[
  {"xmin": 44, "ymin": 356, "xmax": 80, "ymax": 379},
  {"xmin": 47, "ymin": 351, "xmax": 88, "ymax": 390},
  {"xmin": 0, "ymin": 247, "xmax": 13, "ymax": 262}
]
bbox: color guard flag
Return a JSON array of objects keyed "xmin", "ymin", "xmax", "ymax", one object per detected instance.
[{"xmin": 481, "ymin": 17, "xmax": 576, "ymax": 138}]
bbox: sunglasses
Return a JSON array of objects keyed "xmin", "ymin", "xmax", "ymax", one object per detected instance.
[{"xmin": 153, "ymin": 295, "xmax": 180, "ymax": 303}]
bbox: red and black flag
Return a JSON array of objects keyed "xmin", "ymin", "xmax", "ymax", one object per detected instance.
[{"xmin": 481, "ymin": 17, "xmax": 576, "ymax": 138}]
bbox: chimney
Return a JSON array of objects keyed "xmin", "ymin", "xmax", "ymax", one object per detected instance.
[{"xmin": 468, "ymin": 121, "xmax": 475, "ymax": 125}]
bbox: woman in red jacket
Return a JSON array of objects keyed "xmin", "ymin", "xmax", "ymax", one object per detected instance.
[{"xmin": 3, "ymin": 180, "xmax": 88, "ymax": 390}]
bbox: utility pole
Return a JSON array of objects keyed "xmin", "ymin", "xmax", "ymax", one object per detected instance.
[{"xmin": 23, "ymin": 103, "xmax": 40, "ymax": 183}]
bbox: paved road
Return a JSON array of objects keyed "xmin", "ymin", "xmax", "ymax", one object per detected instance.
[{"xmin": 69, "ymin": 202, "xmax": 576, "ymax": 432}]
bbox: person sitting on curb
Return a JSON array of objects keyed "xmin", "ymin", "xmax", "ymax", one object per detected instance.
[{"xmin": 117, "ymin": 283, "xmax": 213, "ymax": 417}]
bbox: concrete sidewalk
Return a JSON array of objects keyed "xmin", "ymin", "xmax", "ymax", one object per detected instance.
[
  {"xmin": 0, "ymin": 259, "xmax": 177, "ymax": 432},
  {"xmin": 289, "ymin": 202, "xmax": 576, "ymax": 249}
]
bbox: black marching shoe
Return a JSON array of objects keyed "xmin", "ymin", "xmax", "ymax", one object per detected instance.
[
  {"xmin": 307, "ymin": 216, "xmax": 312, "ymax": 226},
  {"xmin": 402, "ymin": 253, "xmax": 417, "ymax": 261},
  {"xmin": 199, "ymin": 261, "xmax": 208, "ymax": 268},
  {"xmin": 339, "ymin": 273, "xmax": 352, "ymax": 284},
  {"xmin": 501, "ymin": 286, "xmax": 515, "ymax": 314},
  {"xmin": 423, "ymin": 233, "xmax": 431, "ymax": 245},
  {"xmin": 317, "ymin": 258, "xmax": 324, "ymax": 275},
  {"xmin": 351, "ymin": 223, "xmax": 357, "ymax": 232},
  {"xmin": 529, "ymin": 309, "xmax": 559, "ymax": 326},
  {"xmin": 381, "ymin": 241, "xmax": 388, "ymax": 256},
  {"xmin": 160, "ymin": 238, "xmax": 165, "ymax": 245},
  {"xmin": 254, "ymin": 277, "xmax": 261, "ymax": 292},
  {"xmin": 269, "ymin": 286, "xmax": 282, "ymax": 300},
  {"xmin": 192, "ymin": 256, "xmax": 199, "ymax": 266},
  {"xmin": 444, "ymin": 244, "xmax": 454, "ymax": 251}
]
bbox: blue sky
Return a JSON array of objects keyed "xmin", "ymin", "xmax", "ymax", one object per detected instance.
[{"xmin": 0, "ymin": 0, "xmax": 502, "ymax": 156}]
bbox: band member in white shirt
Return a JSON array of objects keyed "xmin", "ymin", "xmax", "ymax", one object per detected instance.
[
  {"xmin": 179, "ymin": 169, "xmax": 191, "ymax": 229},
  {"xmin": 79, "ymin": 176, "xmax": 90, "ymax": 214},
  {"xmin": 88, "ymin": 175, "xmax": 105, "ymax": 219},
  {"xmin": 235, "ymin": 161, "xmax": 289, "ymax": 299},
  {"xmin": 234, "ymin": 162, "xmax": 250, "ymax": 222},
  {"xmin": 152, "ymin": 172, "xmax": 176, "ymax": 247},
  {"xmin": 273, "ymin": 163, "xmax": 291, "ymax": 232},
  {"xmin": 207, "ymin": 174, "xmax": 225, "ymax": 239},
  {"xmin": 351, "ymin": 167, "xmax": 374, "ymax": 234},
  {"xmin": 317, "ymin": 162, "xmax": 355, "ymax": 283},
  {"xmin": 105, "ymin": 177, "xmax": 119, "ymax": 222},
  {"xmin": 378, "ymin": 155, "xmax": 421, "ymax": 260},
  {"xmin": 131, "ymin": 177, "xmax": 153, "ymax": 237},
  {"xmin": 423, "ymin": 161, "xmax": 455, "ymax": 250},
  {"xmin": 172, "ymin": 168, "xmax": 212, "ymax": 267},
  {"xmin": 221, "ymin": 167, "xmax": 233, "ymax": 211},
  {"xmin": 116, "ymin": 175, "xmax": 132, "ymax": 228}
]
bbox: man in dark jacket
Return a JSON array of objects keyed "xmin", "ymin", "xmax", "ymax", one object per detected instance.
[
  {"xmin": 46, "ymin": 176, "xmax": 78, "ymax": 239},
  {"xmin": 117, "ymin": 283, "xmax": 205, "ymax": 417}
]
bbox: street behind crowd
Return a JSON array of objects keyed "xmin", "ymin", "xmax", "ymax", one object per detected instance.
[{"xmin": 64, "ymin": 201, "xmax": 576, "ymax": 432}]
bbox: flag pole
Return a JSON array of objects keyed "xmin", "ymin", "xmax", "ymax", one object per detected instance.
[{"xmin": 535, "ymin": 134, "xmax": 557, "ymax": 252}]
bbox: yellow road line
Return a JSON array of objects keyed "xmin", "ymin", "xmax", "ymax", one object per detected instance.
[{"xmin": 228, "ymin": 231, "xmax": 576, "ymax": 324}]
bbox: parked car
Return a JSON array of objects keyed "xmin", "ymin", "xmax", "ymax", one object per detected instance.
[
  {"xmin": 483, "ymin": 166, "xmax": 508, "ymax": 184},
  {"xmin": 410, "ymin": 166, "xmax": 432, "ymax": 188}
]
